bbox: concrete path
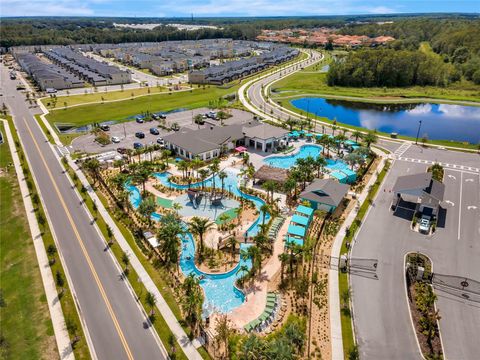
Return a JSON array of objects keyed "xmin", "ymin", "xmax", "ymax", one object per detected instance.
[{"xmin": 0, "ymin": 119, "xmax": 74, "ymax": 360}]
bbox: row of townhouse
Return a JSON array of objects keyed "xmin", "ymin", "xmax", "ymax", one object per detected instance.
[
  {"xmin": 15, "ymin": 52, "xmax": 84, "ymax": 90},
  {"xmin": 188, "ymin": 46, "xmax": 299, "ymax": 84},
  {"xmin": 43, "ymin": 47, "xmax": 131, "ymax": 86}
]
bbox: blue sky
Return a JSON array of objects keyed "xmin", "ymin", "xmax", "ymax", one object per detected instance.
[{"xmin": 0, "ymin": 0, "xmax": 478, "ymax": 17}]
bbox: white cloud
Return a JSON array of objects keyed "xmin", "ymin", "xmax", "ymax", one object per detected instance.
[{"xmin": 0, "ymin": 0, "xmax": 94, "ymax": 16}]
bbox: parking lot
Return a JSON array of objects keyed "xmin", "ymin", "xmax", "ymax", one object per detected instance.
[
  {"xmin": 69, "ymin": 107, "xmax": 254, "ymax": 153},
  {"xmin": 350, "ymin": 158, "xmax": 480, "ymax": 360}
]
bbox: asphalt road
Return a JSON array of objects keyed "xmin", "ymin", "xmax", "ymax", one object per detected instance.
[
  {"xmin": 1, "ymin": 64, "xmax": 168, "ymax": 360},
  {"xmin": 351, "ymin": 156, "xmax": 480, "ymax": 360}
]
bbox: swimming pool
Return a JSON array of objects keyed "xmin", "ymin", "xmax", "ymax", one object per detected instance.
[
  {"xmin": 264, "ymin": 144, "xmax": 350, "ymax": 171},
  {"xmin": 127, "ymin": 168, "xmax": 268, "ymax": 314},
  {"xmin": 264, "ymin": 145, "xmax": 323, "ymax": 169}
]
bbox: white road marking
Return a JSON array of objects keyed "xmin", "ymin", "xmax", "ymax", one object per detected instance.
[
  {"xmin": 466, "ymin": 178, "xmax": 474, "ymax": 182},
  {"xmin": 458, "ymin": 171, "xmax": 463, "ymax": 241},
  {"xmin": 448, "ymin": 174, "xmax": 456, "ymax": 180},
  {"xmin": 467, "ymin": 206, "xmax": 478, "ymax": 210},
  {"xmin": 445, "ymin": 200, "xmax": 455, "ymax": 206}
]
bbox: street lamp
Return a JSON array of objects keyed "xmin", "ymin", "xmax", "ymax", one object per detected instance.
[{"xmin": 415, "ymin": 120, "xmax": 423, "ymax": 145}]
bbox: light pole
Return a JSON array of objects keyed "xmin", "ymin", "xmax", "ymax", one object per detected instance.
[{"xmin": 415, "ymin": 120, "xmax": 423, "ymax": 145}]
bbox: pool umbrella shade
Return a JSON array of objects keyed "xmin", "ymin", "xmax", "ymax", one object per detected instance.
[{"xmin": 235, "ymin": 146, "xmax": 247, "ymax": 153}]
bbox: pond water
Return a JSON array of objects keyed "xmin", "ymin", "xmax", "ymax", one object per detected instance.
[{"xmin": 291, "ymin": 97, "xmax": 480, "ymax": 144}]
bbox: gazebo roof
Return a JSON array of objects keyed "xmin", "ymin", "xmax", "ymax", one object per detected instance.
[{"xmin": 254, "ymin": 165, "xmax": 289, "ymax": 184}]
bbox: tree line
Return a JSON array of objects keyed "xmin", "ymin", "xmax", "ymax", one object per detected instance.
[
  {"xmin": 339, "ymin": 18, "xmax": 480, "ymax": 85},
  {"xmin": 327, "ymin": 48, "xmax": 458, "ymax": 87}
]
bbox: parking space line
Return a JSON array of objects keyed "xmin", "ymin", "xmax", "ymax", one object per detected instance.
[{"xmin": 458, "ymin": 171, "xmax": 463, "ymax": 241}]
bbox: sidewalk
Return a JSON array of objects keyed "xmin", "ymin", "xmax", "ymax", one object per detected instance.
[
  {"xmin": 36, "ymin": 100, "xmax": 203, "ymax": 358},
  {"xmin": 329, "ymin": 148, "xmax": 388, "ymax": 360},
  {"xmin": 1, "ymin": 119, "xmax": 74, "ymax": 360}
]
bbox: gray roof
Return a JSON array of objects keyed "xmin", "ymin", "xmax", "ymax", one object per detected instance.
[
  {"xmin": 163, "ymin": 124, "xmax": 245, "ymax": 154},
  {"xmin": 300, "ymin": 178, "xmax": 349, "ymax": 207},
  {"xmin": 393, "ymin": 172, "xmax": 445, "ymax": 202},
  {"xmin": 243, "ymin": 123, "xmax": 289, "ymax": 140}
]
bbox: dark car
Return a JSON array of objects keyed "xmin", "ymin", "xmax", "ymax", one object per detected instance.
[
  {"xmin": 117, "ymin": 147, "xmax": 128, "ymax": 154},
  {"xmin": 152, "ymin": 113, "xmax": 159, "ymax": 120},
  {"xmin": 135, "ymin": 116, "xmax": 144, "ymax": 123},
  {"xmin": 150, "ymin": 127, "xmax": 160, "ymax": 135},
  {"xmin": 171, "ymin": 123, "xmax": 180, "ymax": 131},
  {"xmin": 100, "ymin": 124, "xmax": 110, "ymax": 131},
  {"xmin": 133, "ymin": 142, "xmax": 143, "ymax": 149},
  {"xmin": 135, "ymin": 132, "xmax": 145, "ymax": 139}
]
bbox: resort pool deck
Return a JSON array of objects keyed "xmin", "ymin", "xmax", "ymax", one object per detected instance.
[{"xmin": 127, "ymin": 167, "xmax": 269, "ymax": 314}]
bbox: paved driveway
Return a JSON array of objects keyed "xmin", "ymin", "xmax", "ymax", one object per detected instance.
[{"xmin": 351, "ymin": 158, "xmax": 480, "ymax": 360}]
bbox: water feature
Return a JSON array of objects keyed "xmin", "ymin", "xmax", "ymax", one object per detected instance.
[
  {"xmin": 128, "ymin": 168, "xmax": 268, "ymax": 314},
  {"xmin": 264, "ymin": 144, "xmax": 351, "ymax": 173},
  {"xmin": 291, "ymin": 97, "xmax": 480, "ymax": 143}
]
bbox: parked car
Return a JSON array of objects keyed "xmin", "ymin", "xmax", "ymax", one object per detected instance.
[
  {"xmin": 152, "ymin": 113, "xmax": 159, "ymax": 120},
  {"xmin": 419, "ymin": 215, "xmax": 431, "ymax": 234},
  {"xmin": 150, "ymin": 127, "xmax": 159, "ymax": 135},
  {"xmin": 135, "ymin": 132, "xmax": 145, "ymax": 139},
  {"xmin": 100, "ymin": 124, "xmax": 110, "ymax": 131},
  {"xmin": 133, "ymin": 142, "xmax": 143, "ymax": 149},
  {"xmin": 117, "ymin": 147, "xmax": 128, "ymax": 154},
  {"xmin": 158, "ymin": 113, "xmax": 167, "ymax": 119},
  {"xmin": 135, "ymin": 116, "xmax": 144, "ymax": 123},
  {"xmin": 206, "ymin": 111, "xmax": 217, "ymax": 119},
  {"xmin": 171, "ymin": 123, "xmax": 180, "ymax": 131},
  {"xmin": 111, "ymin": 136, "xmax": 120, "ymax": 143},
  {"xmin": 156, "ymin": 138, "xmax": 165, "ymax": 146}
]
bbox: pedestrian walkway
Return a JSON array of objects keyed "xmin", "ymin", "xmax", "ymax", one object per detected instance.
[
  {"xmin": 1, "ymin": 119, "xmax": 75, "ymax": 360},
  {"xmin": 393, "ymin": 142, "xmax": 411, "ymax": 158},
  {"xmin": 329, "ymin": 148, "xmax": 388, "ymax": 360}
]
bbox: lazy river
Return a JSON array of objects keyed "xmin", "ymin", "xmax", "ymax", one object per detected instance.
[
  {"xmin": 127, "ymin": 168, "xmax": 268, "ymax": 314},
  {"xmin": 291, "ymin": 97, "xmax": 480, "ymax": 144}
]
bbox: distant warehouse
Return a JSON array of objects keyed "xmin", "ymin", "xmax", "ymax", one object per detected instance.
[{"xmin": 188, "ymin": 47, "xmax": 299, "ymax": 84}]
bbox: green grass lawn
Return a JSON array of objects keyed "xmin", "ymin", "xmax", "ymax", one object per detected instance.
[
  {"xmin": 156, "ymin": 196, "xmax": 173, "ymax": 209},
  {"xmin": 0, "ymin": 122, "xmax": 58, "ymax": 360},
  {"xmin": 46, "ymin": 85, "xmax": 239, "ymax": 127},
  {"xmin": 2, "ymin": 118, "xmax": 91, "ymax": 360},
  {"xmin": 215, "ymin": 208, "xmax": 238, "ymax": 225},
  {"xmin": 42, "ymin": 85, "xmax": 169, "ymax": 109}
]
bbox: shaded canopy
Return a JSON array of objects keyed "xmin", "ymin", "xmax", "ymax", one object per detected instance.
[{"xmin": 253, "ymin": 165, "xmax": 289, "ymax": 184}]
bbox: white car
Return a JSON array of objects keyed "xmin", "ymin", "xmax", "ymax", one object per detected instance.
[
  {"xmin": 419, "ymin": 215, "xmax": 431, "ymax": 233},
  {"xmin": 111, "ymin": 136, "xmax": 121, "ymax": 143}
]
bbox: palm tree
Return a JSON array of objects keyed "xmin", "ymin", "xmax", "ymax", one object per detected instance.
[
  {"xmin": 284, "ymin": 321, "xmax": 305, "ymax": 354},
  {"xmin": 267, "ymin": 337, "xmax": 294, "ymax": 360},
  {"xmin": 162, "ymin": 149, "xmax": 171, "ymax": 168},
  {"xmin": 218, "ymin": 171, "xmax": 228, "ymax": 194},
  {"xmin": 283, "ymin": 177, "xmax": 296, "ymax": 201},
  {"xmin": 145, "ymin": 291, "xmax": 157, "ymax": 317},
  {"xmin": 157, "ymin": 213, "xmax": 184, "ymax": 269},
  {"xmin": 247, "ymin": 245, "xmax": 262, "ymax": 276},
  {"xmin": 335, "ymin": 134, "xmax": 348, "ymax": 151},
  {"xmin": 261, "ymin": 180, "xmax": 276, "ymax": 204},
  {"xmin": 121, "ymin": 251, "xmax": 130, "ymax": 276},
  {"xmin": 138, "ymin": 196, "xmax": 156, "ymax": 227},
  {"xmin": 83, "ymin": 158, "xmax": 101, "ymax": 186},
  {"xmin": 314, "ymin": 156, "xmax": 327, "ymax": 178},
  {"xmin": 181, "ymin": 273, "xmax": 203, "ymax": 334},
  {"xmin": 177, "ymin": 160, "xmax": 189, "ymax": 179},
  {"xmin": 259, "ymin": 204, "xmax": 271, "ymax": 227},
  {"xmin": 198, "ymin": 168, "xmax": 210, "ymax": 190},
  {"xmin": 278, "ymin": 252, "xmax": 289, "ymax": 282},
  {"xmin": 352, "ymin": 130, "xmax": 363, "ymax": 143},
  {"xmin": 240, "ymin": 334, "xmax": 266, "ymax": 360},
  {"xmin": 215, "ymin": 314, "xmax": 232, "ymax": 359},
  {"xmin": 344, "ymin": 152, "xmax": 362, "ymax": 170},
  {"xmin": 132, "ymin": 164, "xmax": 151, "ymax": 195},
  {"xmin": 363, "ymin": 131, "xmax": 378, "ymax": 148},
  {"xmin": 208, "ymin": 159, "xmax": 220, "ymax": 193},
  {"xmin": 227, "ymin": 237, "xmax": 237, "ymax": 259},
  {"xmin": 189, "ymin": 216, "xmax": 214, "ymax": 255},
  {"xmin": 332, "ymin": 124, "xmax": 337, "ymax": 137},
  {"xmin": 190, "ymin": 156, "xmax": 203, "ymax": 179}
]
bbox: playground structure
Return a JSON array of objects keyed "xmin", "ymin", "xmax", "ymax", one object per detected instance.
[{"xmin": 187, "ymin": 188, "xmax": 204, "ymax": 209}]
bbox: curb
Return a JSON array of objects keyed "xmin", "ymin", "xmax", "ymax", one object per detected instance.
[{"xmin": 0, "ymin": 119, "xmax": 75, "ymax": 360}]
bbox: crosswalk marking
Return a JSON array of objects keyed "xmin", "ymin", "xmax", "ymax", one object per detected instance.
[
  {"xmin": 397, "ymin": 157, "xmax": 480, "ymax": 174},
  {"xmin": 393, "ymin": 142, "xmax": 411, "ymax": 158}
]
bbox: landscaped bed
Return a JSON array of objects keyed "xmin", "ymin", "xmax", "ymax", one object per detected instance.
[{"xmin": 405, "ymin": 253, "xmax": 443, "ymax": 360}]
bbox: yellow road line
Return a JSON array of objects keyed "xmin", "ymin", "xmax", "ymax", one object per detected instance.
[{"xmin": 22, "ymin": 118, "xmax": 135, "ymax": 360}]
